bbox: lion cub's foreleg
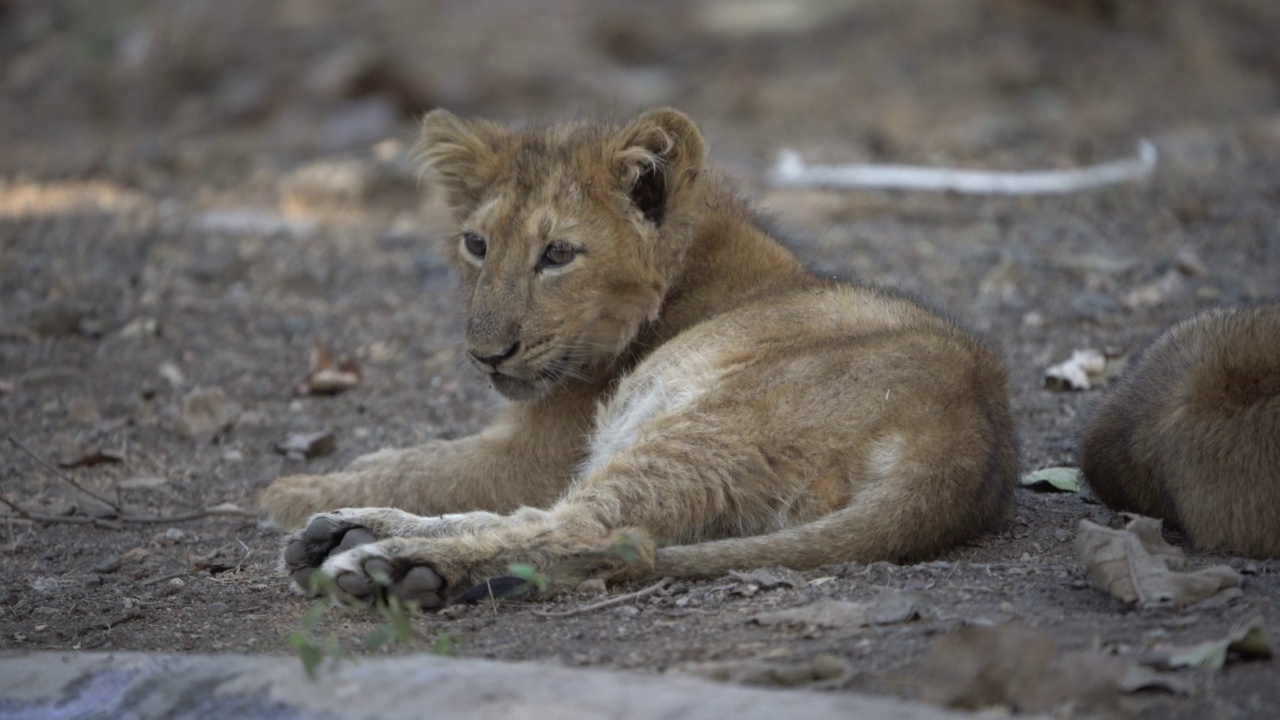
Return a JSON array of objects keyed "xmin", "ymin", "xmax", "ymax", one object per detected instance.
[
  {"xmin": 281, "ymin": 417, "xmax": 784, "ymax": 607},
  {"xmin": 259, "ymin": 391, "xmax": 596, "ymax": 528}
]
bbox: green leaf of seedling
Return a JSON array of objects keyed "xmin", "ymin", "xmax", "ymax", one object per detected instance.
[
  {"xmin": 1020, "ymin": 467, "xmax": 1081, "ymax": 493},
  {"xmin": 431, "ymin": 633, "xmax": 455, "ymax": 657},
  {"xmin": 507, "ymin": 563, "xmax": 549, "ymax": 591},
  {"xmin": 294, "ymin": 638, "xmax": 322, "ymax": 676},
  {"xmin": 364, "ymin": 624, "xmax": 396, "ymax": 652}
]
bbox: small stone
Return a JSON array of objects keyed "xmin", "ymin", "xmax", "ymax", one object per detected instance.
[
  {"xmin": 163, "ymin": 528, "xmax": 186, "ymax": 543},
  {"xmin": 93, "ymin": 555, "xmax": 124, "ymax": 574},
  {"xmin": 209, "ymin": 602, "xmax": 231, "ymax": 614},
  {"xmin": 118, "ymin": 317, "xmax": 160, "ymax": 339},
  {"xmin": 158, "ymin": 362, "xmax": 185, "ymax": 389}
]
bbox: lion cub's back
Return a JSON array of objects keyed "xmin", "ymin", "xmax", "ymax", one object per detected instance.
[
  {"xmin": 588, "ymin": 280, "xmax": 1016, "ymax": 534},
  {"xmin": 1080, "ymin": 303, "xmax": 1280, "ymax": 557}
]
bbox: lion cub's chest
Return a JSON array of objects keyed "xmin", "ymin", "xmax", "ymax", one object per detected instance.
[{"xmin": 580, "ymin": 345, "xmax": 730, "ymax": 477}]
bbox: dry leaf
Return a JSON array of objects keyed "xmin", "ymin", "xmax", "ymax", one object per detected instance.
[
  {"xmin": 58, "ymin": 448, "xmax": 125, "ymax": 469},
  {"xmin": 728, "ymin": 568, "xmax": 800, "ymax": 595},
  {"xmin": 1020, "ymin": 466, "xmax": 1082, "ymax": 493},
  {"xmin": 1075, "ymin": 516, "xmax": 1242, "ymax": 608},
  {"xmin": 674, "ymin": 652, "xmax": 848, "ymax": 688},
  {"xmin": 1144, "ymin": 616, "xmax": 1272, "ymax": 671},
  {"xmin": 749, "ymin": 590, "xmax": 923, "ymax": 629},
  {"xmin": 276, "ymin": 430, "xmax": 336, "ymax": 460},
  {"xmin": 1044, "ymin": 349, "xmax": 1106, "ymax": 390},
  {"xmin": 295, "ymin": 343, "xmax": 361, "ymax": 396},
  {"xmin": 84, "ymin": 416, "xmax": 129, "ymax": 443},
  {"xmin": 178, "ymin": 387, "xmax": 240, "ymax": 441}
]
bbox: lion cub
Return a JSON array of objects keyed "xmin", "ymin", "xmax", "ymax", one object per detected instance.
[
  {"xmin": 260, "ymin": 108, "xmax": 1017, "ymax": 608},
  {"xmin": 1081, "ymin": 303, "xmax": 1280, "ymax": 558}
]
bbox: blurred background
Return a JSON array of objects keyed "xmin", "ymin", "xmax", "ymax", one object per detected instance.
[
  {"xmin": 3, "ymin": 0, "xmax": 1279, "ymax": 177},
  {"xmin": 3, "ymin": 1, "xmax": 1280, "ymax": 690}
]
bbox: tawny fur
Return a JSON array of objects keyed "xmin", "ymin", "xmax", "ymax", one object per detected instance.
[
  {"xmin": 1081, "ymin": 303, "xmax": 1280, "ymax": 558},
  {"xmin": 259, "ymin": 108, "xmax": 1018, "ymax": 597}
]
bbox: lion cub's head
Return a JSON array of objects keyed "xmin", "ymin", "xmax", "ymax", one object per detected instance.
[{"xmin": 416, "ymin": 108, "xmax": 707, "ymax": 400}]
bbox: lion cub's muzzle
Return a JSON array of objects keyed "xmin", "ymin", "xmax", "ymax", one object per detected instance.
[{"xmin": 467, "ymin": 341, "xmax": 520, "ymax": 374}]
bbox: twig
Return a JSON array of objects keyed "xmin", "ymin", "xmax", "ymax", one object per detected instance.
[
  {"xmin": 5, "ymin": 434, "xmax": 258, "ymax": 526},
  {"xmin": 107, "ymin": 506, "xmax": 259, "ymax": 524},
  {"xmin": 142, "ymin": 571, "xmax": 190, "ymax": 587},
  {"xmin": 235, "ymin": 537, "xmax": 256, "ymax": 573},
  {"xmin": 0, "ymin": 497, "xmax": 255, "ymax": 526},
  {"xmin": 101, "ymin": 610, "xmax": 144, "ymax": 630},
  {"xmin": 766, "ymin": 140, "xmax": 1157, "ymax": 195},
  {"xmin": 8, "ymin": 434, "xmax": 123, "ymax": 513},
  {"xmin": 0, "ymin": 495, "xmax": 118, "ymax": 528},
  {"xmin": 532, "ymin": 578, "xmax": 671, "ymax": 618}
]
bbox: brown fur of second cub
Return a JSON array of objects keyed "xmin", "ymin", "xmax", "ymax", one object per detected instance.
[{"xmin": 1080, "ymin": 303, "xmax": 1280, "ymax": 558}]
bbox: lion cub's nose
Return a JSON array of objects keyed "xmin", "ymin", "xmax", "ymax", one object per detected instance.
[{"xmin": 468, "ymin": 341, "xmax": 521, "ymax": 371}]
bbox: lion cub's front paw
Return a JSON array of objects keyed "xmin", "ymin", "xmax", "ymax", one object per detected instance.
[
  {"xmin": 321, "ymin": 545, "xmax": 448, "ymax": 610},
  {"xmin": 282, "ymin": 514, "xmax": 378, "ymax": 594}
]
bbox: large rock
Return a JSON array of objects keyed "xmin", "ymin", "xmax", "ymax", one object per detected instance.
[{"xmin": 0, "ymin": 651, "xmax": 978, "ymax": 720}]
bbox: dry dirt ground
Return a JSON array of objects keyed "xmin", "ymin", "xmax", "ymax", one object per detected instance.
[{"xmin": 2, "ymin": 1, "xmax": 1279, "ymax": 718}]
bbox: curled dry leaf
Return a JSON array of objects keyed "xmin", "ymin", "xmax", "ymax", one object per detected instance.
[
  {"xmin": 295, "ymin": 343, "xmax": 362, "ymax": 396},
  {"xmin": 1144, "ymin": 616, "xmax": 1272, "ymax": 671},
  {"xmin": 1075, "ymin": 516, "xmax": 1242, "ymax": 608},
  {"xmin": 1020, "ymin": 466, "xmax": 1082, "ymax": 493},
  {"xmin": 275, "ymin": 430, "xmax": 336, "ymax": 460},
  {"xmin": 674, "ymin": 652, "xmax": 849, "ymax": 688},
  {"xmin": 178, "ymin": 387, "xmax": 240, "ymax": 442}
]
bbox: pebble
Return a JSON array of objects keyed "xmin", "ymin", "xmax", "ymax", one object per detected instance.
[{"xmin": 93, "ymin": 555, "xmax": 124, "ymax": 574}]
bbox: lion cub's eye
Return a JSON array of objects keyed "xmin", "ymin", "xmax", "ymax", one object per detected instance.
[
  {"xmin": 461, "ymin": 232, "xmax": 487, "ymax": 259},
  {"xmin": 539, "ymin": 242, "xmax": 578, "ymax": 270}
]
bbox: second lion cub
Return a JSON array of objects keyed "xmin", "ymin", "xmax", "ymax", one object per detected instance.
[{"xmin": 261, "ymin": 108, "xmax": 1017, "ymax": 609}]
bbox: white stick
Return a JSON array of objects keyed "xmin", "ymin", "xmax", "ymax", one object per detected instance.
[{"xmin": 766, "ymin": 140, "xmax": 1157, "ymax": 195}]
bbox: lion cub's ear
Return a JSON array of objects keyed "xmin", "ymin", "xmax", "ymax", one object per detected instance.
[
  {"xmin": 417, "ymin": 109, "xmax": 508, "ymax": 215},
  {"xmin": 614, "ymin": 108, "xmax": 707, "ymax": 227}
]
